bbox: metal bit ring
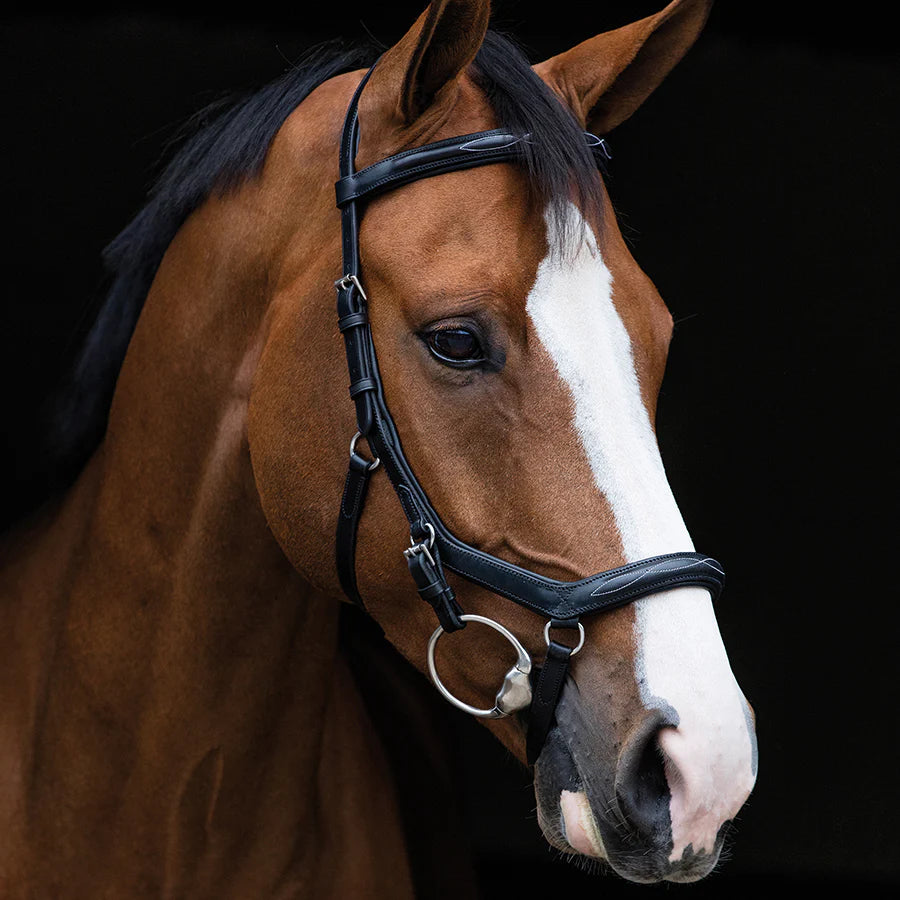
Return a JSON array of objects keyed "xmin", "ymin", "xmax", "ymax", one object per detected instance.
[{"xmin": 427, "ymin": 614, "xmax": 533, "ymax": 718}]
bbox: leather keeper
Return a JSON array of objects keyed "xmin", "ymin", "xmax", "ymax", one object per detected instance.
[
  {"xmin": 406, "ymin": 548, "xmax": 464, "ymax": 632},
  {"xmin": 349, "ymin": 377, "xmax": 377, "ymax": 398},
  {"xmin": 338, "ymin": 311, "xmax": 368, "ymax": 332}
]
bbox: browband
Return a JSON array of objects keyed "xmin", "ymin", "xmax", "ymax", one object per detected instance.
[
  {"xmin": 333, "ymin": 63, "xmax": 725, "ymax": 762},
  {"xmin": 336, "ymin": 129, "xmax": 611, "ymax": 208}
]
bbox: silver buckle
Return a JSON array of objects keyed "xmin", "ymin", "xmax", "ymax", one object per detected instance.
[
  {"xmin": 403, "ymin": 522, "xmax": 436, "ymax": 565},
  {"xmin": 334, "ymin": 273, "xmax": 368, "ymax": 301}
]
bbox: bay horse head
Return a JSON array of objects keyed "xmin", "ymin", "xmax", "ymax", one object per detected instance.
[
  {"xmin": 4, "ymin": 0, "xmax": 758, "ymax": 892},
  {"xmin": 247, "ymin": 0, "xmax": 757, "ymax": 883}
]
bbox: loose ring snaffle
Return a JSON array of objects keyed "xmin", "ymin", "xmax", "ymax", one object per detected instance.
[{"xmin": 427, "ymin": 614, "xmax": 533, "ymax": 718}]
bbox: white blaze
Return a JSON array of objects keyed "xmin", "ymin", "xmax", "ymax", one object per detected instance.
[{"xmin": 526, "ymin": 205, "xmax": 755, "ymax": 863}]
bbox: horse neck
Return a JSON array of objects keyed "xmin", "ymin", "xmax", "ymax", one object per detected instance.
[
  {"xmin": 48, "ymin": 179, "xmax": 330, "ymax": 739},
  {"xmin": 0, "ymin": 166, "xmax": 413, "ymax": 893}
]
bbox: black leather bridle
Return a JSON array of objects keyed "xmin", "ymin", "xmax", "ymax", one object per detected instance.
[{"xmin": 333, "ymin": 65, "xmax": 725, "ymax": 763}]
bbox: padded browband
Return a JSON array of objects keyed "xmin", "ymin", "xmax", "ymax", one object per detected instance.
[{"xmin": 335, "ymin": 129, "xmax": 611, "ymax": 208}]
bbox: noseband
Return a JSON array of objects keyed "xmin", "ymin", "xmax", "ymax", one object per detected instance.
[{"xmin": 333, "ymin": 65, "xmax": 725, "ymax": 763}]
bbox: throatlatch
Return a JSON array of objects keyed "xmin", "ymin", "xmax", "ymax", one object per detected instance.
[{"xmin": 332, "ymin": 62, "xmax": 725, "ymax": 763}]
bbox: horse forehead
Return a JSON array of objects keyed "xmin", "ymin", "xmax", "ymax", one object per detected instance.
[
  {"xmin": 360, "ymin": 165, "xmax": 550, "ymax": 298},
  {"xmin": 363, "ymin": 163, "xmax": 544, "ymax": 251}
]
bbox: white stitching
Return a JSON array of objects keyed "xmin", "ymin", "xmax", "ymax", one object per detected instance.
[
  {"xmin": 589, "ymin": 557, "xmax": 723, "ymax": 597},
  {"xmin": 460, "ymin": 133, "xmax": 531, "ymax": 152}
]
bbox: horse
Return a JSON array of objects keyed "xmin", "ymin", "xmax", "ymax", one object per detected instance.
[{"xmin": 0, "ymin": 0, "xmax": 757, "ymax": 895}]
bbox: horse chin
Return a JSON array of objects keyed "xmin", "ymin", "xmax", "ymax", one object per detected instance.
[{"xmin": 532, "ymin": 727, "xmax": 726, "ymax": 884}]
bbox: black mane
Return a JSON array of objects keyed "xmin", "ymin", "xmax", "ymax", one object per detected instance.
[
  {"xmin": 24, "ymin": 31, "xmax": 602, "ymax": 526},
  {"xmin": 472, "ymin": 31, "xmax": 602, "ymax": 239}
]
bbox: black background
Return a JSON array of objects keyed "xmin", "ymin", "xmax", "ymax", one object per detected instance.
[{"xmin": 1, "ymin": 2, "xmax": 897, "ymax": 896}]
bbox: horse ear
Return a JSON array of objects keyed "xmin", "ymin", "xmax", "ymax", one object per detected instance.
[
  {"xmin": 534, "ymin": 0, "xmax": 713, "ymax": 134},
  {"xmin": 370, "ymin": 0, "xmax": 491, "ymax": 125}
]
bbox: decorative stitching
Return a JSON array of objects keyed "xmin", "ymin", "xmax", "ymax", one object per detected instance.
[
  {"xmin": 460, "ymin": 133, "xmax": 531, "ymax": 152},
  {"xmin": 589, "ymin": 557, "xmax": 724, "ymax": 597},
  {"xmin": 567, "ymin": 574, "xmax": 723, "ymax": 616}
]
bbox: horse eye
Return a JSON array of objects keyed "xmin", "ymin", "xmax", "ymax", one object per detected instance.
[{"xmin": 426, "ymin": 328, "xmax": 484, "ymax": 366}]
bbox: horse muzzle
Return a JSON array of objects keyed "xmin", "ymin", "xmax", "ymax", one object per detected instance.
[{"xmin": 533, "ymin": 687, "xmax": 742, "ymax": 883}]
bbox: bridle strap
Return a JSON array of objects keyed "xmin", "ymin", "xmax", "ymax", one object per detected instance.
[
  {"xmin": 526, "ymin": 617, "xmax": 584, "ymax": 764},
  {"xmin": 336, "ymin": 129, "xmax": 611, "ymax": 208},
  {"xmin": 337, "ymin": 65, "xmax": 378, "ymax": 439},
  {"xmin": 333, "ymin": 62, "xmax": 726, "ymax": 760},
  {"xmin": 336, "ymin": 440, "xmax": 377, "ymax": 610}
]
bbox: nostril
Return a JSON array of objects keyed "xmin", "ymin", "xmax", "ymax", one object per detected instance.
[{"xmin": 614, "ymin": 711, "xmax": 674, "ymax": 842}]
